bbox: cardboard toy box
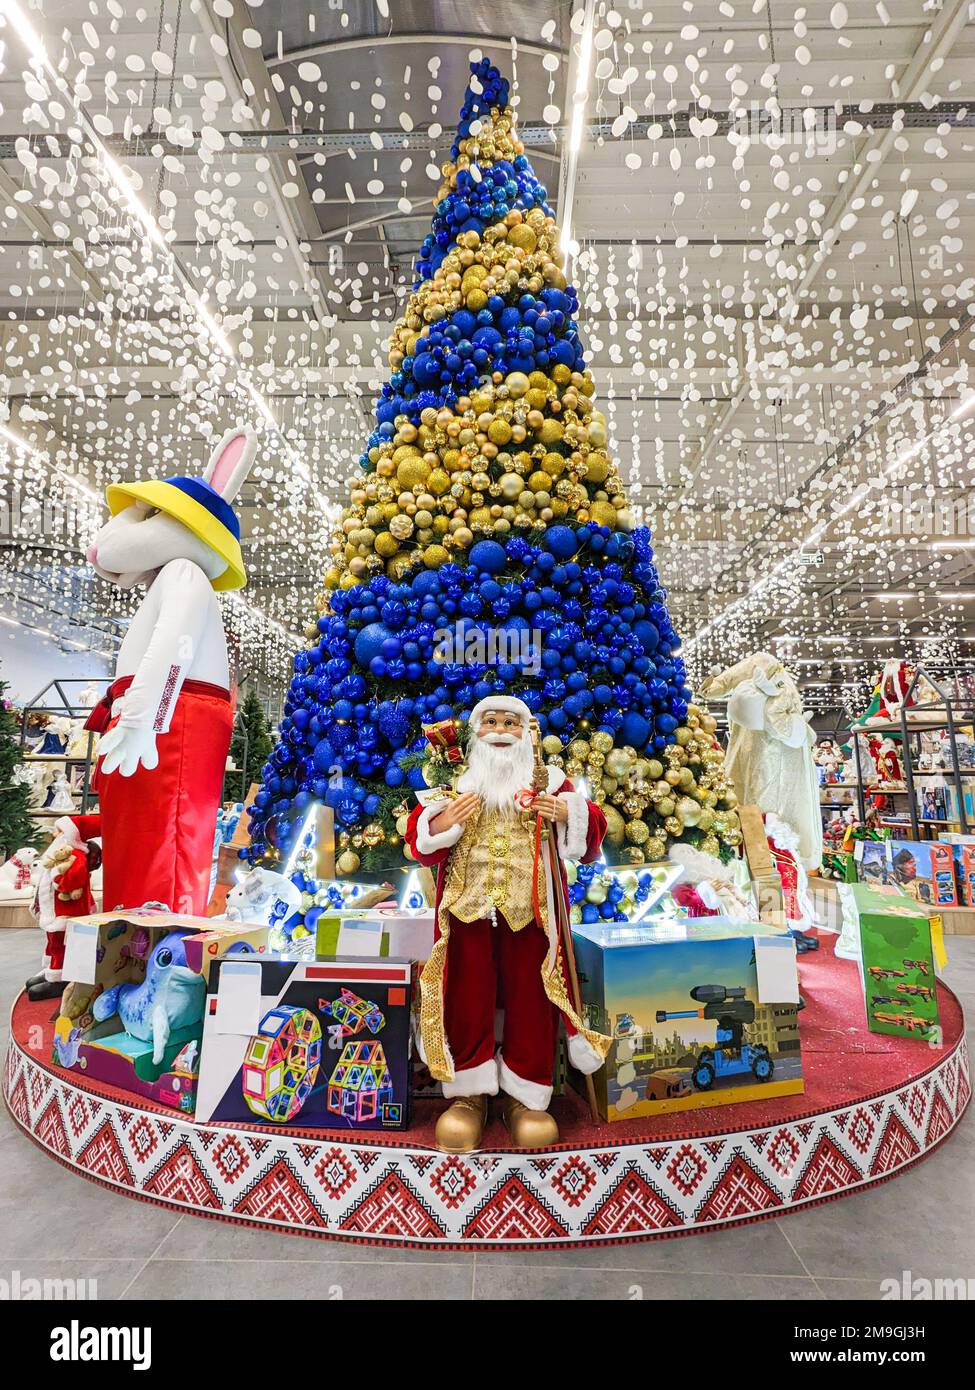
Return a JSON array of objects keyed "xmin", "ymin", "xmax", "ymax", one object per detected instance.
[
  {"xmin": 52, "ymin": 910, "xmax": 270, "ymax": 1113},
  {"xmin": 195, "ymin": 956, "xmax": 414, "ymax": 1131},
  {"xmin": 857, "ymin": 837, "xmax": 958, "ymax": 907},
  {"xmin": 314, "ymin": 909, "xmax": 435, "ymax": 964},
  {"xmin": 837, "ymin": 882, "xmax": 940, "ymax": 1042},
  {"xmin": 52, "ymin": 910, "xmax": 219, "ymax": 1113},
  {"xmin": 937, "ymin": 834, "xmax": 975, "ymax": 907},
  {"xmin": 571, "ymin": 917, "xmax": 803, "ymax": 1121},
  {"xmin": 182, "ymin": 920, "xmax": 271, "ymax": 980}
]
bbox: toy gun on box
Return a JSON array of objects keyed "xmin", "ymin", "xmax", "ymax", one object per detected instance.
[{"xmin": 656, "ymin": 984, "xmax": 755, "ymax": 1051}]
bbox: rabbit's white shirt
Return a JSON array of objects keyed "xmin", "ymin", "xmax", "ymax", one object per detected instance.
[{"xmin": 112, "ymin": 557, "xmax": 229, "ymax": 731}]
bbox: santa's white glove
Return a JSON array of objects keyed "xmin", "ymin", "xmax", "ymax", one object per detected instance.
[{"xmin": 98, "ymin": 723, "xmax": 160, "ymax": 777}]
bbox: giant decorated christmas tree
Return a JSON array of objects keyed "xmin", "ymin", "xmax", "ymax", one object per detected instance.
[{"xmin": 247, "ymin": 61, "xmax": 741, "ymax": 898}]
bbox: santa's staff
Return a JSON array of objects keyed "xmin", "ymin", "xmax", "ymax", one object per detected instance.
[{"xmin": 527, "ymin": 717, "xmax": 601, "ymax": 1125}]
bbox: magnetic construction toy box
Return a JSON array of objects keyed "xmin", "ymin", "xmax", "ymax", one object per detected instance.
[
  {"xmin": 195, "ymin": 956, "xmax": 414, "ymax": 1131},
  {"xmin": 571, "ymin": 917, "xmax": 803, "ymax": 1121},
  {"xmin": 838, "ymin": 882, "xmax": 940, "ymax": 1042},
  {"xmin": 51, "ymin": 910, "xmax": 270, "ymax": 1113}
]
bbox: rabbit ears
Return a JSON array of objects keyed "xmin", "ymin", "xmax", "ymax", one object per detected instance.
[{"xmin": 203, "ymin": 428, "xmax": 258, "ymax": 503}]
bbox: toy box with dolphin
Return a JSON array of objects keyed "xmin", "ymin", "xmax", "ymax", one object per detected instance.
[
  {"xmin": 571, "ymin": 917, "xmax": 803, "ymax": 1121},
  {"xmin": 52, "ymin": 909, "xmax": 270, "ymax": 1113}
]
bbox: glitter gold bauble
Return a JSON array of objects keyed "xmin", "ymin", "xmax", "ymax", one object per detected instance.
[
  {"xmin": 590, "ymin": 730, "xmax": 614, "ymax": 754},
  {"xmin": 645, "ymin": 836, "xmax": 667, "ymax": 861},
  {"xmin": 625, "ymin": 819, "xmax": 650, "ymax": 845},
  {"xmin": 336, "ymin": 850, "xmax": 360, "ymax": 875}
]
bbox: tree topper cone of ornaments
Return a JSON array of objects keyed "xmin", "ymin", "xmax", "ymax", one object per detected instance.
[
  {"xmin": 84, "ymin": 428, "xmax": 257, "ymax": 916},
  {"xmin": 405, "ymin": 696, "xmax": 611, "ymax": 1153}
]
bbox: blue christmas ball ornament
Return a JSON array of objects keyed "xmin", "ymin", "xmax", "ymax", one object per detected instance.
[
  {"xmin": 543, "ymin": 525, "xmax": 578, "ymax": 560},
  {"xmin": 620, "ymin": 711, "xmax": 651, "ymax": 748},
  {"xmin": 469, "ymin": 539, "xmax": 507, "ymax": 574},
  {"xmin": 353, "ymin": 623, "xmax": 390, "ymax": 668}
]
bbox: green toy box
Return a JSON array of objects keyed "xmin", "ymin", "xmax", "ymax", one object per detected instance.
[
  {"xmin": 571, "ymin": 917, "xmax": 803, "ymax": 1121},
  {"xmin": 837, "ymin": 882, "xmax": 941, "ymax": 1042}
]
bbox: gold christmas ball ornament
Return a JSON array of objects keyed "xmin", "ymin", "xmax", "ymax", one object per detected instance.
[
  {"xmin": 336, "ymin": 850, "xmax": 360, "ymax": 875},
  {"xmin": 602, "ymin": 806, "xmax": 627, "ymax": 847},
  {"xmin": 604, "ymin": 748, "xmax": 633, "ymax": 780},
  {"xmin": 645, "ymin": 836, "xmax": 668, "ymax": 861},
  {"xmin": 625, "ymin": 819, "xmax": 650, "ymax": 846},
  {"xmin": 676, "ymin": 795, "xmax": 702, "ymax": 826},
  {"xmin": 590, "ymin": 730, "xmax": 614, "ymax": 754}
]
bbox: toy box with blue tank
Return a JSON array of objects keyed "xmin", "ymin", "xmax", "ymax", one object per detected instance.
[
  {"xmin": 571, "ymin": 917, "xmax": 803, "ymax": 1120},
  {"xmin": 194, "ymin": 956, "xmax": 414, "ymax": 1131}
]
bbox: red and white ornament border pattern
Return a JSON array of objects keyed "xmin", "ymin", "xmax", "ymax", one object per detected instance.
[{"xmin": 3, "ymin": 1031, "xmax": 970, "ymax": 1248}]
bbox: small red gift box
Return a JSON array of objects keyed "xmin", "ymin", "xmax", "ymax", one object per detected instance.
[{"xmin": 422, "ymin": 718, "xmax": 465, "ymax": 764}]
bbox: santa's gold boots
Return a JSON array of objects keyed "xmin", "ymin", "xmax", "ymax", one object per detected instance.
[
  {"xmin": 435, "ymin": 1095, "xmax": 489, "ymax": 1153},
  {"xmin": 502, "ymin": 1096, "xmax": 559, "ymax": 1148}
]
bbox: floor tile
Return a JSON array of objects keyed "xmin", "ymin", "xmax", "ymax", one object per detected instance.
[
  {"xmin": 474, "ymin": 1219, "xmax": 808, "ymax": 1275},
  {"xmin": 472, "ymin": 1266, "xmax": 821, "ymax": 1300},
  {"xmin": 124, "ymin": 1257, "xmax": 474, "ymax": 1300},
  {"xmin": 0, "ymin": 1258, "xmax": 149, "ymax": 1301},
  {"xmin": 153, "ymin": 1214, "xmax": 475, "ymax": 1265}
]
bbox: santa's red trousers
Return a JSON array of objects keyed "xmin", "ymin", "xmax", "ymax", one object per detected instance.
[
  {"xmin": 45, "ymin": 929, "xmax": 66, "ymax": 975},
  {"xmin": 444, "ymin": 912, "xmax": 559, "ymax": 1095},
  {"xmin": 94, "ymin": 679, "xmax": 233, "ymax": 915}
]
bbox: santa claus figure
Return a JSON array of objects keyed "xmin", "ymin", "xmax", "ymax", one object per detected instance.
[
  {"xmin": 405, "ymin": 696, "xmax": 610, "ymax": 1152},
  {"xmin": 26, "ymin": 814, "xmax": 100, "ymax": 1002}
]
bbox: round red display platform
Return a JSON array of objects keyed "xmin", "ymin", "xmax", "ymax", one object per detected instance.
[{"xmin": 3, "ymin": 940, "xmax": 970, "ymax": 1249}]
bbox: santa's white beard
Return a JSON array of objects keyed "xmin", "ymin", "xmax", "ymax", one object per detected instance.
[{"xmin": 463, "ymin": 733, "xmax": 535, "ymax": 815}]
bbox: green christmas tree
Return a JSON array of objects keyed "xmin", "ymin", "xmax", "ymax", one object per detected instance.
[
  {"xmin": 0, "ymin": 677, "xmax": 40, "ymax": 859},
  {"xmin": 225, "ymin": 688, "xmax": 273, "ymax": 803}
]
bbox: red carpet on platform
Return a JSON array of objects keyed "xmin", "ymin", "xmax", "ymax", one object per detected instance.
[{"xmin": 3, "ymin": 934, "xmax": 971, "ymax": 1248}]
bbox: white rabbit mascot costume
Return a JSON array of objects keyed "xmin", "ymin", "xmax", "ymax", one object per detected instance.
[
  {"xmin": 698, "ymin": 652, "xmax": 822, "ymax": 872},
  {"xmin": 84, "ymin": 428, "xmax": 257, "ymax": 916}
]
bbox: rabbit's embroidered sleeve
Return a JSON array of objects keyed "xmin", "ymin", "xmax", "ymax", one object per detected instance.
[{"xmin": 116, "ymin": 559, "xmax": 213, "ymax": 735}]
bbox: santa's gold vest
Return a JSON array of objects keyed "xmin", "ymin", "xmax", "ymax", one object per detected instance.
[{"xmin": 440, "ymin": 802, "xmax": 546, "ymax": 932}]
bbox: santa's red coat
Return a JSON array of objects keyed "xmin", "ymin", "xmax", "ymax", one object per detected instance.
[{"xmin": 405, "ymin": 774, "xmax": 609, "ymax": 1084}]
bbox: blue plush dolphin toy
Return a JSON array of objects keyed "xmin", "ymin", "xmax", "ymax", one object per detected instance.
[{"xmin": 92, "ymin": 930, "xmax": 205, "ymax": 1064}]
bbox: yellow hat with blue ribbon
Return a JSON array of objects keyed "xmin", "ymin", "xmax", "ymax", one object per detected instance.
[{"xmin": 105, "ymin": 474, "xmax": 247, "ymax": 591}]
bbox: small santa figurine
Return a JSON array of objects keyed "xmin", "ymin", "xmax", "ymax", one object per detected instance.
[
  {"xmin": 875, "ymin": 737, "xmax": 903, "ymax": 785},
  {"xmin": 26, "ymin": 814, "xmax": 100, "ymax": 1002},
  {"xmin": 405, "ymin": 696, "xmax": 610, "ymax": 1152}
]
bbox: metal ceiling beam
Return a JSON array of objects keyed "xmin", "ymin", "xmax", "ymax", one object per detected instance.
[
  {"xmin": 789, "ymin": 0, "xmax": 972, "ymax": 308},
  {"xmin": 4, "ymin": 102, "xmax": 969, "ymax": 159},
  {"xmin": 0, "ymin": 167, "xmax": 104, "ymax": 301},
  {"xmin": 194, "ymin": 0, "xmax": 333, "ymax": 322},
  {"xmin": 266, "ymin": 32, "xmax": 563, "ymax": 67}
]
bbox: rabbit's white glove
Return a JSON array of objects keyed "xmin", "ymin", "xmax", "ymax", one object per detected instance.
[{"xmin": 98, "ymin": 723, "xmax": 160, "ymax": 778}]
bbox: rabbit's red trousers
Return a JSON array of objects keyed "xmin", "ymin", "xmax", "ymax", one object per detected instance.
[{"xmin": 94, "ymin": 678, "xmax": 234, "ymax": 914}]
